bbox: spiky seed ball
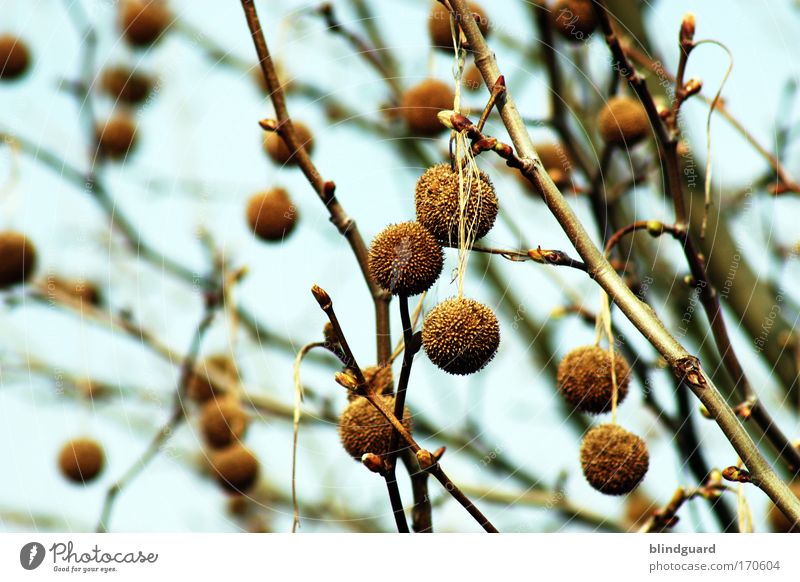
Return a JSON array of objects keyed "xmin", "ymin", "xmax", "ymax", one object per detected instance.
[
  {"xmin": 422, "ymin": 297, "xmax": 500, "ymax": 375},
  {"xmin": 415, "ymin": 163, "xmax": 498, "ymax": 242},
  {"xmin": 551, "ymin": 0, "xmax": 598, "ymax": 40},
  {"xmin": 580, "ymin": 424, "xmax": 649, "ymax": 495},
  {"xmin": 45, "ymin": 273, "xmax": 100, "ymax": 305},
  {"xmin": 246, "ymin": 188, "xmax": 298, "ymax": 242},
  {"xmin": 768, "ymin": 482, "xmax": 800, "ymax": 533},
  {"xmin": 187, "ymin": 354, "xmax": 239, "ymax": 403},
  {"xmin": 597, "ymin": 96, "xmax": 650, "ymax": 147},
  {"xmin": 99, "ymin": 66, "xmax": 153, "ymax": 105},
  {"xmin": 263, "ymin": 121, "xmax": 314, "ymax": 166},
  {"xmin": 199, "ymin": 396, "xmax": 249, "ymax": 449},
  {"xmin": 58, "ymin": 438, "xmax": 105, "ymax": 484},
  {"xmin": 0, "ymin": 35, "xmax": 31, "ymax": 81},
  {"xmin": 95, "ymin": 115, "xmax": 138, "ymax": 160},
  {"xmin": 119, "ymin": 0, "xmax": 172, "ymax": 48},
  {"xmin": 210, "ymin": 444, "xmax": 260, "ymax": 494},
  {"xmin": 368, "ymin": 222, "xmax": 444, "ymax": 296},
  {"xmin": 429, "ymin": 2, "xmax": 490, "ymax": 51},
  {"xmin": 0, "ymin": 231, "xmax": 36, "ymax": 289},
  {"xmin": 338, "ymin": 395, "xmax": 412, "ymax": 460},
  {"xmin": 557, "ymin": 345, "xmax": 631, "ymax": 414},
  {"xmin": 399, "ymin": 80, "xmax": 455, "ymax": 137}
]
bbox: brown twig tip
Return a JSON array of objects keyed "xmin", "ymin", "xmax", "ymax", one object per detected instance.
[
  {"xmin": 721, "ymin": 466, "xmax": 752, "ymax": 484},
  {"xmin": 683, "ymin": 78, "xmax": 703, "ymax": 98},
  {"xmin": 258, "ymin": 118, "xmax": 278, "ymax": 132},
  {"xmin": 416, "ymin": 449, "xmax": 436, "ymax": 470},
  {"xmin": 680, "ymin": 12, "xmax": 696, "ymax": 48},
  {"xmin": 493, "ymin": 75, "xmax": 506, "ymax": 89},
  {"xmin": 433, "ymin": 446, "xmax": 446, "ymax": 461},
  {"xmin": 311, "ymin": 284, "xmax": 332, "ymax": 309},
  {"xmin": 361, "ymin": 453, "xmax": 387, "ymax": 475}
]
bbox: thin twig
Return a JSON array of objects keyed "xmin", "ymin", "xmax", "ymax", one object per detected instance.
[
  {"xmin": 450, "ymin": 0, "xmax": 800, "ymax": 523},
  {"xmin": 239, "ymin": 0, "xmax": 392, "ymax": 365}
]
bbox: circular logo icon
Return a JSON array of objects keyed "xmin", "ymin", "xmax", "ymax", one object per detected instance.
[{"xmin": 20, "ymin": 542, "xmax": 46, "ymax": 570}]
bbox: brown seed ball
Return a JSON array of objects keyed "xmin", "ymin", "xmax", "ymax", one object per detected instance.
[
  {"xmin": 463, "ymin": 63, "xmax": 483, "ymax": 92},
  {"xmin": 368, "ymin": 222, "xmax": 444, "ymax": 296},
  {"xmin": 536, "ymin": 142, "xmax": 572, "ymax": 188},
  {"xmin": 768, "ymin": 482, "xmax": 800, "ymax": 533},
  {"xmin": 0, "ymin": 35, "xmax": 31, "ymax": 80},
  {"xmin": 597, "ymin": 96, "xmax": 650, "ymax": 147},
  {"xmin": 58, "ymin": 438, "xmax": 105, "ymax": 484},
  {"xmin": 429, "ymin": 2, "xmax": 490, "ymax": 51},
  {"xmin": 580, "ymin": 424, "xmax": 649, "ymax": 495},
  {"xmin": 119, "ymin": 0, "xmax": 172, "ymax": 48},
  {"xmin": 557, "ymin": 345, "xmax": 631, "ymax": 414},
  {"xmin": 246, "ymin": 188, "xmax": 299, "ymax": 242},
  {"xmin": 263, "ymin": 121, "xmax": 314, "ymax": 166},
  {"xmin": 187, "ymin": 354, "xmax": 239, "ymax": 403},
  {"xmin": 338, "ymin": 395, "xmax": 412, "ymax": 460},
  {"xmin": 95, "ymin": 115, "xmax": 138, "ymax": 160},
  {"xmin": 0, "ymin": 231, "xmax": 36, "ymax": 289},
  {"xmin": 210, "ymin": 444, "xmax": 260, "ymax": 494},
  {"xmin": 99, "ymin": 66, "xmax": 153, "ymax": 105},
  {"xmin": 422, "ymin": 297, "xmax": 500, "ymax": 375},
  {"xmin": 415, "ymin": 163, "xmax": 498, "ymax": 242},
  {"xmin": 199, "ymin": 397, "xmax": 249, "ymax": 449},
  {"xmin": 45, "ymin": 273, "xmax": 100, "ymax": 305},
  {"xmin": 551, "ymin": 0, "xmax": 598, "ymax": 40},
  {"xmin": 399, "ymin": 80, "xmax": 455, "ymax": 137}
]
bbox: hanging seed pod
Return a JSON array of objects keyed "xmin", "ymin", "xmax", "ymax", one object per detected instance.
[
  {"xmin": 428, "ymin": 1, "xmax": 490, "ymax": 51},
  {"xmin": 199, "ymin": 396, "xmax": 249, "ymax": 449},
  {"xmin": 120, "ymin": 0, "xmax": 172, "ymax": 48},
  {"xmin": 580, "ymin": 424, "xmax": 649, "ymax": 495},
  {"xmin": 187, "ymin": 354, "xmax": 239, "ymax": 403},
  {"xmin": 557, "ymin": 345, "xmax": 631, "ymax": 414},
  {"xmin": 263, "ymin": 121, "xmax": 314, "ymax": 166},
  {"xmin": 0, "ymin": 35, "xmax": 31, "ymax": 80},
  {"xmin": 210, "ymin": 444, "xmax": 260, "ymax": 494},
  {"xmin": 399, "ymin": 80, "xmax": 455, "ymax": 136},
  {"xmin": 415, "ymin": 163, "xmax": 498, "ymax": 242},
  {"xmin": 246, "ymin": 188, "xmax": 299, "ymax": 242},
  {"xmin": 0, "ymin": 231, "xmax": 36, "ymax": 289},
  {"xmin": 551, "ymin": 0, "xmax": 599, "ymax": 41},
  {"xmin": 597, "ymin": 96, "xmax": 650, "ymax": 147},
  {"xmin": 99, "ymin": 66, "xmax": 154, "ymax": 105},
  {"xmin": 368, "ymin": 221, "xmax": 443, "ymax": 296},
  {"xmin": 422, "ymin": 297, "xmax": 500, "ymax": 375},
  {"xmin": 338, "ymin": 395, "xmax": 412, "ymax": 460},
  {"xmin": 58, "ymin": 438, "xmax": 105, "ymax": 484},
  {"xmin": 95, "ymin": 115, "xmax": 138, "ymax": 160}
]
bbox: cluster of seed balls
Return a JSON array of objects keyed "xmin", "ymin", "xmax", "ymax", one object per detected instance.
[
  {"xmin": 367, "ymin": 163, "xmax": 501, "ymax": 377},
  {"xmin": 91, "ymin": 2, "xmax": 174, "ymax": 161},
  {"xmin": 191, "ymin": 356, "xmax": 261, "ymax": 495},
  {"xmin": 557, "ymin": 345, "xmax": 649, "ymax": 495}
]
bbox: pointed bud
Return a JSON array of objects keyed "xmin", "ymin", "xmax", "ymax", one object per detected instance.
[
  {"xmin": 416, "ymin": 449, "xmax": 435, "ymax": 470},
  {"xmin": 311, "ymin": 284, "xmax": 331, "ymax": 309},
  {"xmin": 437, "ymin": 110, "xmax": 456, "ymax": 130},
  {"xmin": 361, "ymin": 453, "xmax": 386, "ymax": 475},
  {"xmin": 335, "ymin": 371, "xmax": 359, "ymax": 391},
  {"xmin": 721, "ymin": 466, "xmax": 752, "ymax": 484},
  {"xmin": 684, "ymin": 78, "xmax": 703, "ymax": 98},
  {"xmin": 646, "ymin": 220, "xmax": 665, "ymax": 237},
  {"xmin": 680, "ymin": 13, "xmax": 696, "ymax": 48},
  {"xmin": 259, "ymin": 118, "xmax": 279, "ymax": 132}
]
